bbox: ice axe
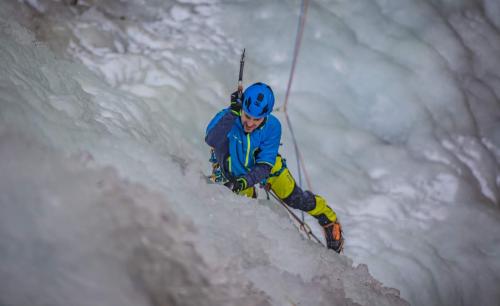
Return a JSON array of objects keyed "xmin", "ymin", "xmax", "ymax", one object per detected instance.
[{"xmin": 237, "ymin": 48, "xmax": 245, "ymax": 99}]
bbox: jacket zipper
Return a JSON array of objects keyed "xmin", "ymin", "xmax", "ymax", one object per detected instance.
[{"xmin": 244, "ymin": 133, "xmax": 250, "ymax": 169}]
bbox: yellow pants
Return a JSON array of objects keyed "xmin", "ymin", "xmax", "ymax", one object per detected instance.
[{"xmin": 240, "ymin": 155, "xmax": 337, "ymax": 225}]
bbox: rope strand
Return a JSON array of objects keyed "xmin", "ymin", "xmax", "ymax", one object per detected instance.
[
  {"xmin": 268, "ymin": 190, "xmax": 325, "ymax": 246},
  {"xmin": 281, "ymin": 0, "xmax": 312, "ymax": 191},
  {"xmin": 283, "ymin": 0, "xmax": 310, "ymax": 113},
  {"xmin": 280, "ymin": 0, "xmax": 311, "ymax": 222}
]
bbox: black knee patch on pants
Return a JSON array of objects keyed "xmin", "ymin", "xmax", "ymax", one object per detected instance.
[
  {"xmin": 316, "ymin": 214, "xmax": 331, "ymax": 226},
  {"xmin": 282, "ymin": 185, "xmax": 316, "ymax": 212}
]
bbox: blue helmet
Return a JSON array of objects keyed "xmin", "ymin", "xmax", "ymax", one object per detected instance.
[{"xmin": 242, "ymin": 82, "xmax": 275, "ymax": 118}]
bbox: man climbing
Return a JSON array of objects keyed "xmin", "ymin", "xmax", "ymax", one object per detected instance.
[{"xmin": 205, "ymin": 82, "xmax": 344, "ymax": 253}]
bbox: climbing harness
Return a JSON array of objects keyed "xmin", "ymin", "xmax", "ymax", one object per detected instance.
[{"xmin": 267, "ymin": 155, "xmax": 287, "ymax": 179}]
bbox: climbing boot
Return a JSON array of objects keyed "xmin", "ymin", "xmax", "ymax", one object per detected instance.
[{"xmin": 323, "ymin": 221, "xmax": 344, "ymax": 253}]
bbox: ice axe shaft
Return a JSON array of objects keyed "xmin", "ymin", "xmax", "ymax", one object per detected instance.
[{"xmin": 237, "ymin": 48, "xmax": 245, "ymax": 99}]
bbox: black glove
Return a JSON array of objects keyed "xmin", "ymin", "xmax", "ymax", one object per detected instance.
[
  {"xmin": 230, "ymin": 91, "xmax": 243, "ymax": 115},
  {"xmin": 226, "ymin": 177, "xmax": 247, "ymax": 194}
]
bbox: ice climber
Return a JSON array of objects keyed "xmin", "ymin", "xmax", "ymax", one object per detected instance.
[{"xmin": 205, "ymin": 82, "xmax": 344, "ymax": 253}]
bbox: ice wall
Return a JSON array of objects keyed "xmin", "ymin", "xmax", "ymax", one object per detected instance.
[
  {"xmin": 0, "ymin": 1, "xmax": 409, "ymax": 306},
  {"xmin": 0, "ymin": 129, "xmax": 273, "ymax": 306},
  {"xmin": 2, "ymin": 0, "xmax": 500, "ymax": 305}
]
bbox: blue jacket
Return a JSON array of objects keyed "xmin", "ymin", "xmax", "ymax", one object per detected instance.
[{"xmin": 205, "ymin": 108, "xmax": 281, "ymax": 187}]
